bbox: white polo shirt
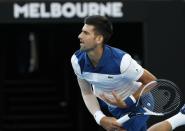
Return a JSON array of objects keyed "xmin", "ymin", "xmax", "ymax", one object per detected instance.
[{"xmin": 71, "ymin": 45, "xmax": 144, "ymax": 106}]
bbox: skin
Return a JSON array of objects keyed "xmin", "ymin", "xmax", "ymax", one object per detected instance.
[
  {"xmin": 147, "ymin": 121, "xmax": 172, "ymax": 131},
  {"xmin": 77, "ymin": 24, "xmax": 157, "ymax": 131},
  {"xmin": 78, "ymin": 24, "xmax": 104, "ymax": 67}
]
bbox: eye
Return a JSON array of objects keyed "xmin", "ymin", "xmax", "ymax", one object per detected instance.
[{"xmin": 83, "ymin": 31, "xmax": 88, "ymax": 35}]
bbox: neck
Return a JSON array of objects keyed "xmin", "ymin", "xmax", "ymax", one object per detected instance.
[{"xmin": 87, "ymin": 45, "xmax": 104, "ymax": 67}]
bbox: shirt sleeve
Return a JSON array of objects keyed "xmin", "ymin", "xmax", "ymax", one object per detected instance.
[
  {"xmin": 120, "ymin": 54, "xmax": 144, "ymax": 81},
  {"xmin": 71, "ymin": 54, "xmax": 84, "ymax": 79}
]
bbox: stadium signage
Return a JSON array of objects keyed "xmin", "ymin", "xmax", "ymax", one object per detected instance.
[{"xmin": 13, "ymin": 2, "xmax": 124, "ymax": 19}]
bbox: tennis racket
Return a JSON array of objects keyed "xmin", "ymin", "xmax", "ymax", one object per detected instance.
[{"xmin": 117, "ymin": 79, "xmax": 182, "ymax": 124}]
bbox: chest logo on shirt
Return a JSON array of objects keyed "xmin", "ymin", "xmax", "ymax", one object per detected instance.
[{"xmin": 108, "ymin": 76, "xmax": 113, "ymax": 79}]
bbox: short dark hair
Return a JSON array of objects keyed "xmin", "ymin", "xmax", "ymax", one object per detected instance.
[{"xmin": 84, "ymin": 15, "xmax": 113, "ymax": 43}]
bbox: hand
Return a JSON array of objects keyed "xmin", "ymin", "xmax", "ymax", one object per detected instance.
[
  {"xmin": 100, "ymin": 116, "xmax": 126, "ymax": 131},
  {"xmin": 101, "ymin": 91, "xmax": 128, "ymax": 108}
]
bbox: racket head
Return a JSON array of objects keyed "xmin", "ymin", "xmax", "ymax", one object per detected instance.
[{"xmin": 136, "ymin": 79, "xmax": 182, "ymax": 116}]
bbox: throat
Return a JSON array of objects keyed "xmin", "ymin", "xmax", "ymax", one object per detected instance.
[
  {"xmin": 87, "ymin": 53, "xmax": 102, "ymax": 68},
  {"xmin": 91, "ymin": 59, "xmax": 99, "ymax": 67},
  {"xmin": 87, "ymin": 46, "xmax": 104, "ymax": 68}
]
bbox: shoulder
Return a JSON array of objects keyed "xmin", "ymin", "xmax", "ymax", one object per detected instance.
[
  {"xmin": 106, "ymin": 46, "xmax": 133, "ymax": 72},
  {"xmin": 71, "ymin": 50, "xmax": 85, "ymax": 60},
  {"xmin": 71, "ymin": 50, "xmax": 85, "ymax": 65},
  {"xmin": 106, "ymin": 45, "xmax": 128, "ymax": 65},
  {"xmin": 111, "ymin": 47, "xmax": 132, "ymax": 72},
  {"xmin": 71, "ymin": 50, "xmax": 85, "ymax": 79},
  {"xmin": 107, "ymin": 45, "xmax": 127, "ymax": 58},
  {"xmin": 120, "ymin": 53, "xmax": 132, "ymax": 72}
]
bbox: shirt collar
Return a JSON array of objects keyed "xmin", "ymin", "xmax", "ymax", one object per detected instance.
[{"xmin": 84, "ymin": 45, "xmax": 111, "ymax": 69}]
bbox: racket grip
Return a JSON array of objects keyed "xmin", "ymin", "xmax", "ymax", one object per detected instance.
[{"xmin": 117, "ymin": 114, "xmax": 130, "ymax": 124}]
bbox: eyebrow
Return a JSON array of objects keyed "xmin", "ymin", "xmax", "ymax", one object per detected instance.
[{"xmin": 82, "ymin": 29, "xmax": 89, "ymax": 34}]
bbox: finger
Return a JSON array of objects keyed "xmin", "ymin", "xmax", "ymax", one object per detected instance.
[
  {"xmin": 113, "ymin": 122, "xmax": 122, "ymax": 127},
  {"xmin": 110, "ymin": 126, "xmax": 122, "ymax": 131},
  {"xmin": 100, "ymin": 94, "xmax": 109, "ymax": 102},
  {"xmin": 104, "ymin": 97, "xmax": 114, "ymax": 104},
  {"xmin": 111, "ymin": 118, "xmax": 122, "ymax": 127},
  {"xmin": 112, "ymin": 91, "xmax": 120, "ymax": 101},
  {"xmin": 118, "ymin": 128, "xmax": 127, "ymax": 131},
  {"xmin": 100, "ymin": 93, "xmax": 108, "ymax": 101},
  {"xmin": 120, "ymin": 128, "xmax": 127, "ymax": 131},
  {"xmin": 101, "ymin": 94, "xmax": 116, "ymax": 104},
  {"xmin": 99, "ymin": 94, "xmax": 105, "ymax": 100},
  {"xmin": 114, "ymin": 126, "xmax": 126, "ymax": 131},
  {"xmin": 111, "ymin": 127, "xmax": 126, "ymax": 131}
]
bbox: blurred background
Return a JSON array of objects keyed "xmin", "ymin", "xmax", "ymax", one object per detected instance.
[{"xmin": 0, "ymin": 0, "xmax": 184, "ymax": 131}]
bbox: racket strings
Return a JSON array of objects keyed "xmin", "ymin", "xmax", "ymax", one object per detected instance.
[
  {"xmin": 140, "ymin": 80, "xmax": 181, "ymax": 115},
  {"xmin": 152, "ymin": 89, "xmax": 180, "ymax": 113}
]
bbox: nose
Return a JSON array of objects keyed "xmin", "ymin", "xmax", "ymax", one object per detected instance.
[{"xmin": 78, "ymin": 32, "xmax": 81, "ymax": 39}]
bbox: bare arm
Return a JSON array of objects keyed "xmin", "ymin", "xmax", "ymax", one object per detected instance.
[
  {"xmin": 77, "ymin": 78, "xmax": 101, "ymax": 115},
  {"xmin": 133, "ymin": 69, "xmax": 157, "ymax": 100},
  {"xmin": 77, "ymin": 78, "xmax": 125, "ymax": 131}
]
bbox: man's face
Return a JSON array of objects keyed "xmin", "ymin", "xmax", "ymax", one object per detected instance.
[{"xmin": 78, "ymin": 24, "xmax": 99, "ymax": 52}]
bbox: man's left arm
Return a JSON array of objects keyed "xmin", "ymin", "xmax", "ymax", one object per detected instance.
[{"xmin": 132, "ymin": 69, "xmax": 157, "ymax": 100}]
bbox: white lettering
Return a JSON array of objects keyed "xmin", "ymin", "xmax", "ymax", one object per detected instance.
[
  {"xmin": 62, "ymin": 2, "xmax": 75, "ymax": 18},
  {"xmin": 50, "ymin": 3, "xmax": 62, "ymax": 18},
  {"xmin": 29, "ymin": 3, "xmax": 40, "ymax": 18},
  {"xmin": 76, "ymin": 3, "xmax": 87, "ymax": 18},
  {"xmin": 112, "ymin": 2, "xmax": 123, "ymax": 17},
  {"xmin": 88, "ymin": 2, "xmax": 99, "ymax": 16},
  {"xmin": 100, "ymin": 3, "xmax": 111, "ymax": 16},
  {"xmin": 13, "ymin": 2, "xmax": 124, "ymax": 19},
  {"xmin": 14, "ymin": 3, "xmax": 29, "ymax": 18},
  {"xmin": 40, "ymin": 3, "xmax": 50, "ymax": 18}
]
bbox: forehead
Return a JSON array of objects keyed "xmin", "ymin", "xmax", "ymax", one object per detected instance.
[{"xmin": 82, "ymin": 24, "xmax": 95, "ymax": 33}]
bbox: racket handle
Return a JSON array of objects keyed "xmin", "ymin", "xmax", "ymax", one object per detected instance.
[{"xmin": 117, "ymin": 114, "xmax": 130, "ymax": 124}]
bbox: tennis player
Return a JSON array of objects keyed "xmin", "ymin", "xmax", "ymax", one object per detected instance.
[{"xmin": 71, "ymin": 15, "xmax": 157, "ymax": 131}]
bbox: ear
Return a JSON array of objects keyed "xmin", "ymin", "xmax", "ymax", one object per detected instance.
[{"xmin": 96, "ymin": 35, "xmax": 104, "ymax": 44}]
